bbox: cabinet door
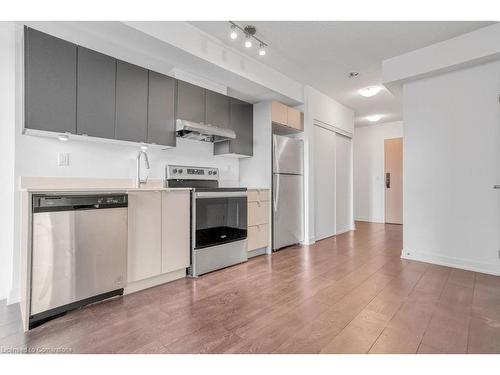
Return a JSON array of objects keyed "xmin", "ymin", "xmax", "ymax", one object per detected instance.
[
  {"xmin": 25, "ymin": 27, "xmax": 77, "ymax": 133},
  {"xmin": 147, "ymin": 71, "xmax": 176, "ymax": 147},
  {"xmin": 248, "ymin": 224, "xmax": 270, "ymax": 251},
  {"xmin": 287, "ymin": 107, "xmax": 303, "ymax": 131},
  {"xmin": 115, "ymin": 60, "xmax": 148, "ymax": 142},
  {"xmin": 77, "ymin": 46, "xmax": 116, "ymax": 139},
  {"xmin": 230, "ymin": 98, "xmax": 253, "ymax": 155},
  {"xmin": 213, "ymin": 98, "xmax": 253, "ymax": 156},
  {"xmin": 128, "ymin": 192, "xmax": 162, "ymax": 282},
  {"xmin": 176, "ymin": 80, "xmax": 205, "ymax": 123},
  {"xmin": 205, "ymin": 90, "xmax": 229, "ymax": 128},
  {"xmin": 162, "ymin": 191, "xmax": 190, "ymax": 274},
  {"xmin": 271, "ymin": 101, "xmax": 288, "ymax": 126}
]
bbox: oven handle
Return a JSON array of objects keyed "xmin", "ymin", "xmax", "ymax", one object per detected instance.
[{"xmin": 195, "ymin": 191, "xmax": 248, "ymax": 199}]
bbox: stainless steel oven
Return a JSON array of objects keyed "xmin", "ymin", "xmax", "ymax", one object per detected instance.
[
  {"xmin": 194, "ymin": 190, "xmax": 247, "ymax": 249},
  {"xmin": 165, "ymin": 165, "xmax": 248, "ymax": 277}
]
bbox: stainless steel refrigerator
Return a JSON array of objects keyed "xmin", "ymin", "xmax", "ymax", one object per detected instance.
[{"xmin": 273, "ymin": 134, "xmax": 304, "ymax": 250}]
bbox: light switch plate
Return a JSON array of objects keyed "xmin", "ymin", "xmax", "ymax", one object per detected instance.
[{"xmin": 57, "ymin": 152, "xmax": 69, "ymax": 167}]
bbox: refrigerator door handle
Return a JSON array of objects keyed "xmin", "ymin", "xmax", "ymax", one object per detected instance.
[
  {"xmin": 273, "ymin": 174, "xmax": 279, "ymax": 212},
  {"xmin": 273, "ymin": 135, "xmax": 278, "ymax": 173}
]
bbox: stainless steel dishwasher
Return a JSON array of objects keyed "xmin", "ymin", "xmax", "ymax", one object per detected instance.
[{"xmin": 30, "ymin": 194, "xmax": 128, "ymax": 329}]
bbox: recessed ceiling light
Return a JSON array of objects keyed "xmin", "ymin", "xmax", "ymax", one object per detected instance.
[
  {"xmin": 258, "ymin": 44, "xmax": 266, "ymax": 56},
  {"xmin": 366, "ymin": 115, "xmax": 382, "ymax": 122},
  {"xmin": 58, "ymin": 134, "xmax": 69, "ymax": 141},
  {"xmin": 359, "ymin": 86, "xmax": 382, "ymax": 97}
]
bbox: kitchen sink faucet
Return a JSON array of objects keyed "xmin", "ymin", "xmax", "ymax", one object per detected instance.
[{"xmin": 136, "ymin": 145, "xmax": 150, "ymax": 188}]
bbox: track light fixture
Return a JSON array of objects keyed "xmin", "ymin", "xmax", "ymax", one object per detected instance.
[{"xmin": 228, "ymin": 21, "xmax": 268, "ymax": 57}]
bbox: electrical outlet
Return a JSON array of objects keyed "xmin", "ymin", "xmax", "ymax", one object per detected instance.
[{"xmin": 57, "ymin": 152, "xmax": 69, "ymax": 167}]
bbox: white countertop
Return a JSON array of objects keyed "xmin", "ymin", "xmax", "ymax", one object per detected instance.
[
  {"xmin": 19, "ymin": 177, "xmax": 268, "ymax": 193},
  {"xmin": 19, "ymin": 177, "xmax": 192, "ymax": 193},
  {"xmin": 24, "ymin": 187, "xmax": 192, "ymax": 193}
]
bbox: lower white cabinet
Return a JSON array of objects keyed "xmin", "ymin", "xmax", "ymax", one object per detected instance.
[
  {"xmin": 161, "ymin": 190, "xmax": 190, "ymax": 274},
  {"xmin": 127, "ymin": 190, "xmax": 190, "ymax": 284},
  {"xmin": 248, "ymin": 224, "xmax": 270, "ymax": 251},
  {"xmin": 127, "ymin": 192, "xmax": 162, "ymax": 282},
  {"xmin": 247, "ymin": 189, "xmax": 271, "ymax": 253}
]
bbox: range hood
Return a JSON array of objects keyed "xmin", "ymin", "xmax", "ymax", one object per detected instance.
[{"xmin": 176, "ymin": 119, "xmax": 236, "ymax": 143}]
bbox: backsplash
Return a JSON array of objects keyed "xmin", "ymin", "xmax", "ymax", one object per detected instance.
[{"xmin": 15, "ymin": 134, "xmax": 240, "ymax": 187}]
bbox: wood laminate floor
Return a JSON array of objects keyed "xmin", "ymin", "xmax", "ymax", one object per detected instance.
[{"xmin": 1, "ymin": 222, "xmax": 500, "ymax": 354}]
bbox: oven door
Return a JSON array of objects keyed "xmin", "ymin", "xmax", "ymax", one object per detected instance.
[{"xmin": 194, "ymin": 191, "xmax": 247, "ymax": 249}]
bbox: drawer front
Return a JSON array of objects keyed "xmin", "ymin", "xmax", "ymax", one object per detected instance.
[
  {"xmin": 248, "ymin": 189, "xmax": 271, "ymax": 202},
  {"xmin": 248, "ymin": 224, "xmax": 269, "ymax": 251},
  {"xmin": 248, "ymin": 201, "xmax": 270, "ymax": 226}
]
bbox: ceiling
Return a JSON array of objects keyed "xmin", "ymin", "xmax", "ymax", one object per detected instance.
[{"xmin": 190, "ymin": 21, "xmax": 495, "ymax": 127}]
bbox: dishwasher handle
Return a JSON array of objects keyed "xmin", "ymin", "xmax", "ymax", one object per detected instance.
[{"xmin": 73, "ymin": 204, "xmax": 100, "ymax": 210}]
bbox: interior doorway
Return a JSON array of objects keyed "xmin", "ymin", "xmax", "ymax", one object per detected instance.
[{"xmin": 384, "ymin": 137, "xmax": 403, "ymax": 224}]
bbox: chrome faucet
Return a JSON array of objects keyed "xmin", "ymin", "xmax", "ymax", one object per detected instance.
[{"xmin": 136, "ymin": 146, "xmax": 150, "ymax": 188}]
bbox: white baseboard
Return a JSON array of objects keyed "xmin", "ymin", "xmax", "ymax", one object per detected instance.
[
  {"xmin": 124, "ymin": 269, "xmax": 186, "ymax": 295},
  {"xmin": 354, "ymin": 216, "xmax": 385, "ymax": 224},
  {"xmin": 335, "ymin": 227, "xmax": 352, "ymax": 235},
  {"xmin": 7, "ymin": 287, "xmax": 20, "ymax": 305},
  {"xmin": 401, "ymin": 249, "xmax": 500, "ymax": 276},
  {"xmin": 248, "ymin": 247, "xmax": 267, "ymax": 258}
]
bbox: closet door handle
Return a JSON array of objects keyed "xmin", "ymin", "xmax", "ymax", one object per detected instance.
[{"xmin": 386, "ymin": 173, "xmax": 391, "ymax": 189}]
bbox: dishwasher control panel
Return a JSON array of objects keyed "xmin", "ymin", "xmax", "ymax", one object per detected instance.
[{"xmin": 33, "ymin": 194, "xmax": 128, "ymax": 212}]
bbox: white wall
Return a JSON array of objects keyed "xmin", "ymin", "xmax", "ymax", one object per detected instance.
[
  {"xmin": 0, "ymin": 22, "xmax": 16, "ymax": 300},
  {"xmin": 402, "ymin": 60, "xmax": 500, "ymax": 275},
  {"xmin": 383, "ymin": 23, "xmax": 500, "ymax": 86},
  {"xmin": 353, "ymin": 121, "xmax": 403, "ymax": 223},
  {"xmin": 239, "ymin": 102, "xmax": 272, "ymax": 189},
  {"xmin": 303, "ymin": 86, "xmax": 355, "ymax": 244}
]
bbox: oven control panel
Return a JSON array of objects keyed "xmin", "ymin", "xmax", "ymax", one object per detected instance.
[{"xmin": 166, "ymin": 165, "xmax": 219, "ymax": 180}]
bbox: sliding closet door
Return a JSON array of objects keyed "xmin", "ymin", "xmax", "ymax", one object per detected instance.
[
  {"xmin": 314, "ymin": 124, "xmax": 336, "ymax": 241},
  {"xmin": 335, "ymin": 133, "xmax": 353, "ymax": 234}
]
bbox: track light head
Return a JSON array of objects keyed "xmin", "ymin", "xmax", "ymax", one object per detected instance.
[
  {"xmin": 258, "ymin": 44, "xmax": 266, "ymax": 56},
  {"xmin": 229, "ymin": 25, "xmax": 238, "ymax": 40}
]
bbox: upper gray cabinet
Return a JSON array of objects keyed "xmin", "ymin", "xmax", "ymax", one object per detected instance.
[
  {"xmin": 147, "ymin": 71, "xmax": 176, "ymax": 147},
  {"xmin": 214, "ymin": 98, "xmax": 253, "ymax": 157},
  {"xmin": 176, "ymin": 80, "xmax": 205, "ymax": 124},
  {"xmin": 25, "ymin": 27, "xmax": 77, "ymax": 134},
  {"xmin": 205, "ymin": 90, "xmax": 230, "ymax": 128},
  {"xmin": 115, "ymin": 61, "xmax": 148, "ymax": 143},
  {"xmin": 77, "ymin": 47, "xmax": 116, "ymax": 139}
]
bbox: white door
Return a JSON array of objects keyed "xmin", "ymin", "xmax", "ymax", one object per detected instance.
[
  {"xmin": 314, "ymin": 124, "xmax": 336, "ymax": 241},
  {"xmin": 335, "ymin": 133, "xmax": 353, "ymax": 234}
]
